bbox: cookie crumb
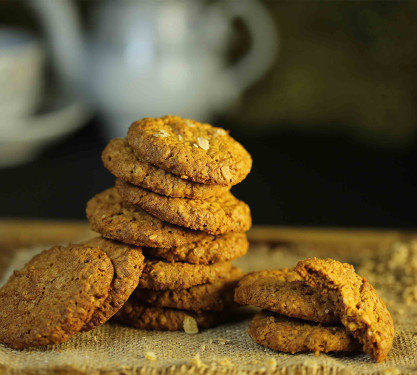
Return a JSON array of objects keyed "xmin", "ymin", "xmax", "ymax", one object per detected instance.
[
  {"xmin": 193, "ymin": 143, "xmax": 198, "ymax": 148},
  {"xmin": 178, "ymin": 134, "xmax": 183, "ymax": 141},
  {"xmin": 153, "ymin": 129, "xmax": 170, "ymax": 138},
  {"xmin": 267, "ymin": 358, "xmax": 277, "ymax": 368},
  {"xmin": 183, "ymin": 316, "xmax": 198, "ymax": 334},
  {"xmin": 216, "ymin": 338, "xmax": 229, "ymax": 345},
  {"xmin": 219, "ymin": 357, "xmax": 234, "ymax": 367},
  {"xmin": 184, "ymin": 120, "xmax": 196, "ymax": 127},
  {"xmin": 148, "ymin": 234, "xmax": 157, "ymax": 240},
  {"xmin": 214, "ymin": 128, "xmax": 227, "ymax": 136},
  {"xmin": 197, "ymin": 137, "xmax": 210, "ymax": 150},
  {"xmin": 145, "ymin": 351, "xmax": 157, "ymax": 361}
]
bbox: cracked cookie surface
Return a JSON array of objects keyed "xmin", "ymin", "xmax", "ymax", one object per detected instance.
[
  {"xmin": 0, "ymin": 244, "xmax": 113, "ymax": 349},
  {"xmin": 116, "ymin": 179, "xmax": 251, "ymax": 235},
  {"xmin": 295, "ymin": 258, "xmax": 394, "ymax": 362},
  {"xmin": 249, "ymin": 311, "xmax": 360, "ymax": 354},
  {"xmin": 127, "ymin": 115, "xmax": 252, "ymax": 186},
  {"xmin": 86, "ymin": 188, "xmax": 209, "ymax": 248},
  {"xmin": 234, "ymin": 269, "xmax": 339, "ymax": 324},
  {"xmin": 103, "ymin": 138, "xmax": 230, "ymax": 199}
]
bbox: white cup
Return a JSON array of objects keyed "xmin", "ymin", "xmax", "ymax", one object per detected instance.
[{"xmin": 0, "ymin": 28, "xmax": 44, "ymax": 132}]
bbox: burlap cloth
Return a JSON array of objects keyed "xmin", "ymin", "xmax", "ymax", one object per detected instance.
[{"xmin": 1, "ymin": 235, "xmax": 417, "ymax": 375}]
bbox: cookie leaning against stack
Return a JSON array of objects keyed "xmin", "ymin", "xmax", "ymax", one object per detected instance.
[
  {"xmin": 234, "ymin": 258, "xmax": 394, "ymax": 362},
  {"xmin": 88, "ymin": 115, "xmax": 253, "ymax": 331},
  {"xmin": 0, "ymin": 239, "xmax": 145, "ymax": 349}
]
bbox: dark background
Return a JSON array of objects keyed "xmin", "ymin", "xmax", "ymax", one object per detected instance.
[
  {"xmin": 2, "ymin": 116, "xmax": 416, "ymax": 228},
  {"xmin": 1, "ymin": 1, "xmax": 417, "ymax": 228}
]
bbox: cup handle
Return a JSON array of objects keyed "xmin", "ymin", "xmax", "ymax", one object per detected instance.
[{"xmin": 220, "ymin": 0, "xmax": 279, "ymax": 93}]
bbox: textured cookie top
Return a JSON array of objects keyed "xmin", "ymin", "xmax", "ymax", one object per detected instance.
[
  {"xmin": 116, "ymin": 180, "xmax": 251, "ymax": 235},
  {"xmin": 127, "ymin": 116, "xmax": 252, "ymax": 186},
  {"xmin": 295, "ymin": 258, "xmax": 394, "ymax": 363},
  {"xmin": 142, "ymin": 232, "xmax": 249, "ymax": 264},
  {"xmin": 138, "ymin": 259, "xmax": 232, "ymax": 290},
  {"xmin": 0, "ymin": 245, "xmax": 114, "ymax": 349},
  {"xmin": 103, "ymin": 138, "xmax": 230, "ymax": 199},
  {"xmin": 114, "ymin": 300, "xmax": 226, "ymax": 331},
  {"xmin": 234, "ymin": 269, "xmax": 339, "ymax": 324},
  {"xmin": 86, "ymin": 188, "xmax": 209, "ymax": 248},
  {"xmin": 81, "ymin": 237, "xmax": 145, "ymax": 331},
  {"xmin": 135, "ymin": 266, "xmax": 243, "ymax": 312},
  {"xmin": 249, "ymin": 311, "xmax": 360, "ymax": 354}
]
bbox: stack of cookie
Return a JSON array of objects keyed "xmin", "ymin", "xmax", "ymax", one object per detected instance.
[
  {"xmin": 87, "ymin": 115, "xmax": 253, "ymax": 331},
  {"xmin": 234, "ymin": 258, "xmax": 394, "ymax": 362}
]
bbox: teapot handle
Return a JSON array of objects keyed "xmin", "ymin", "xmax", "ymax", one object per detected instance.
[
  {"xmin": 219, "ymin": 0, "xmax": 279, "ymax": 94},
  {"xmin": 28, "ymin": 0, "xmax": 84, "ymax": 97}
]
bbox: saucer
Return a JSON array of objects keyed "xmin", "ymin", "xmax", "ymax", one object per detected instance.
[{"xmin": 0, "ymin": 99, "xmax": 90, "ymax": 168}]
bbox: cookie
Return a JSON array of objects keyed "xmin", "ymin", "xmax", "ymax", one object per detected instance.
[
  {"xmin": 116, "ymin": 179, "xmax": 251, "ymax": 235},
  {"xmin": 81, "ymin": 237, "xmax": 145, "ymax": 331},
  {"xmin": 127, "ymin": 115, "xmax": 252, "ymax": 186},
  {"xmin": 295, "ymin": 258, "xmax": 394, "ymax": 362},
  {"xmin": 134, "ymin": 266, "xmax": 243, "ymax": 312},
  {"xmin": 0, "ymin": 244, "xmax": 113, "ymax": 349},
  {"xmin": 142, "ymin": 232, "xmax": 249, "ymax": 264},
  {"xmin": 138, "ymin": 259, "xmax": 232, "ymax": 290},
  {"xmin": 86, "ymin": 188, "xmax": 209, "ymax": 248},
  {"xmin": 249, "ymin": 311, "xmax": 360, "ymax": 355},
  {"xmin": 102, "ymin": 138, "xmax": 230, "ymax": 199},
  {"xmin": 114, "ymin": 300, "xmax": 227, "ymax": 331},
  {"xmin": 234, "ymin": 269, "xmax": 339, "ymax": 324}
]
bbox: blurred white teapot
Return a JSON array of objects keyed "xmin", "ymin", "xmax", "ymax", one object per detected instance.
[
  {"xmin": 86, "ymin": 0, "xmax": 278, "ymax": 137},
  {"xmin": 32, "ymin": 0, "xmax": 278, "ymax": 139}
]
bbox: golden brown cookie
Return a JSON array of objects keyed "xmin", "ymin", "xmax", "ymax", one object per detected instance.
[
  {"xmin": 234, "ymin": 269, "xmax": 339, "ymax": 324},
  {"xmin": 295, "ymin": 258, "xmax": 394, "ymax": 363},
  {"xmin": 249, "ymin": 311, "xmax": 360, "ymax": 355},
  {"xmin": 81, "ymin": 237, "xmax": 145, "ymax": 331},
  {"xmin": 116, "ymin": 179, "xmax": 251, "ymax": 235},
  {"xmin": 114, "ymin": 300, "xmax": 227, "ymax": 331},
  {"xmin": 142, "ymin": 232, "xmax": 249, "ymax": 264},
  {"xmin": 138, "ymin": 259, "xmax": 232, "ymax": 290},
  {"xmin": 127, "ymin": 115, "xmax": 252, "ymax": 186},
  {"xmin": 86, "ymin": 188, "xmax": 209, "ymax": 248},
  {"xmin": 0, "ymin": 244, "xmax": 114, "ymax": 349},
  {"xmin": 102, "ymin": 138, "xmax": 230, "ymax": 199},
  {"xmin": 134, "ymin": 266, "xmax": 243, "ymax": 312}
]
